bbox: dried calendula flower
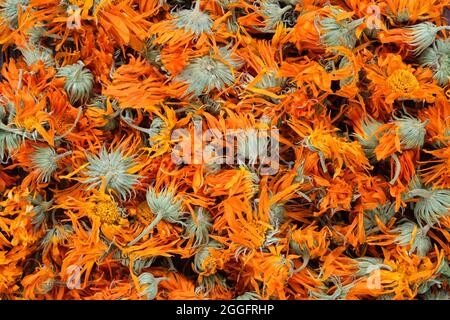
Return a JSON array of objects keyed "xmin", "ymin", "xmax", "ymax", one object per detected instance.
[
  {"xmin": 0, "ymin": 0, "xmax": 29, "ymax": 29},
  {"xmin": 173, "ymin": 0, "xmax": 213, "ymax": 36},
  {"xmin": 258, "ymin": 1, "xmax": 292, "ymax": 32},
  {"xmin": 30, "ymin": 195, "xmax": 53, "ymax": 230},
  {"xmin": 137, "ymin": 272, "xmax": 167, "ymax": 300},
  {"xmin": 57, "ymin": 61, "xmax": 94, "ymax": 104},
  {"xmin": 394, "ymin": 114, "xmax": 428, "ymax": 150},
  {"xmin": 127, "ymin": 188, "xmax": 183, "ymax": 246},
  {"xmin": 355, "ymin": 116, "xmax": 384, "ymax": 161},
  {"xmin": 40, "ymin": 224, "xmax": 73, "ymax": 248},
  {"xmin": 419, "ymin": 39, "xmax": 450, "ymax": 86},
  {"xmin": 193, "ymin": 240, "xmax": 223, "ymax": 275},
  {"xmin": 86, "ymin": 96, "xmax": 120, "ymax": 131},
  {"xmin": 405, "ymin": 22, "xmax": 450, "ymax": 55},
  {"xmin": 354, "ymin": 257, "xmax": 393, "ymax": 277},
  {"xmin": 393, "ymin": 220, "xmax": 432, "ymax": 256},
  {"xmin": 183, "ymin": 207, "xmax": 212, "ymax": 248},
  {"xmin": 364, "ymin": 201, "xmax": 396, "ymax": 234},
  {"xmin": 30, "ymin": 146, "xmax": 71, "ymax": 183},
  {"xmin": 176, "ymin": 47, "xmax": 242, "ymax": 96},
  {"xmin": 20, "ymin": 46, "xmax": 54, "ymax": 69},
  {"xmin": 318, "ymin": 7, "xmax": 365, "ymax": 49},
  {"xmin": 269, "ymin": 201, "xmax": 286, "ymax": 227},
  {"xmin": 234, "ymin": 291, "xmax": 261, "ymax": 300},
  {"xmin": 0, "ymin": 127, "xmax": 22, "ymax": 160},
  {"xmin": 407, "ymin": 187, "xmax": 450, "ymax": 227},
  {"xmin": 309, "ymin": 277, "xmax": 354, "ymax": 300},
  {"xmin": 83, "ymin": 147, "xmax": 142, "ymax": 200},
  {"xmin": 121, "ymin": 112, "xmax": 165, "ymax": 144}
]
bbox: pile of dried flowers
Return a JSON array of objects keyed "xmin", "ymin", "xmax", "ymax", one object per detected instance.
[{"xmin": 0, "ymin": 0, "xmax": 449, "ymax": 300}]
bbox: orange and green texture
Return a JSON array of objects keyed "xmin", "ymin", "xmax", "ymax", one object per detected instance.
[{"xmin": 0, "ymin": 0, "xmax": 449, "ymax": 300}]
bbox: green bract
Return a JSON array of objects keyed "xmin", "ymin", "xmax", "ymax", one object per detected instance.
[
  {"xmin": 137, "ymin": 272, "xmax": 167, "ymax": 300},
  {"xmin": 183, "ymin": 207, "xmax": 212, "ymax": 248},
  {"xmin": 177, "ymin": 47, "xmax": 242, "ymax": 96},
  {"xmin": 419, "ymin": 39, "xmax": 450, "ymax": 86},
  {"xmin": 127, "ymin": 188, "xmax": 183, "ymax": 246},
  {"xmin": 364, "ymin": 201, "xmax": 396, "ymax": 235},
  {"xmin": 20, "ymin": 47, "xmax": 54, "ymax": 69},
  {"xmin": 193, "ymin": 240, "xmax": 222, "ymax": 274},
  {"xmin": 406, "ymin": 22, "xmax": 450, "ymax": 56},
  {"xmin": 393, "ymin": 220, "xmax": 431, "ymax": 256},
  {"xmin": 83, "ymin": 147, "xmax": 142, "ymax": 200},
  {"xmin": 319, "ymin": 8, "xmax": 364, "ymax": 49},
  {"xmin": 0, "ymin": 0, "xmax": 29, "ymax": 29},
  {"xmin": 354, "ymin": 257, "xmax": 393, "ymax": 277},
  {"xmin": 259, "ymin": 1, "xmax": 292, "ymax": 32},
  {"xmin": 394, "ymin": 115, "xmax": 428, "ymax": 150},
  {"xmin": 0, "ymin": 128, "xmax": 22, "ymax": 160},
  {"xmin": 57, "ymin": 62, "xmax": 94, "ymax": 104},
  {"xmin": 408, "ymin": 188, "xmax": 450, "ymax": 227},
  {"xmin": 174, "ymin": 0, "xmax": 213, "ymax": 36},
  {"xmin": 355, "ymin": 117, "xmax": 383, "ymax": 160},
  {"xmin": 30, "ymin": 146, "xmax": 59, "ymax": 183}
]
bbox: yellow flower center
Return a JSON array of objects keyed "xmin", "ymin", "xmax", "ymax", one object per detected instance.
[
  {"xmin": 91, "ymin": 200, "xmax": 121, "ymax": 225},
  {"xmin": 20, "ymin": 117, "xmax": 38, "ymax": 131},
  {"xmin": 387, "ymin": 69, "xmax": 420, "ymax": 95}
]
